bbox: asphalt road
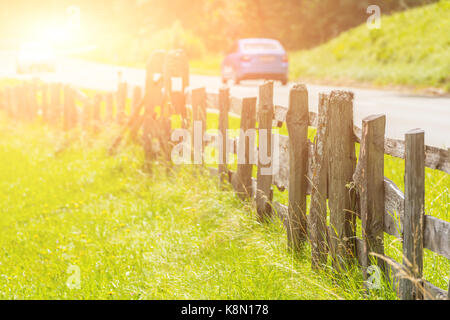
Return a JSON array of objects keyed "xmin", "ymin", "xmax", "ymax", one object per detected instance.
[{"xmin": 1, "ymin": 51, "xmax": 449, "ymax": 148}]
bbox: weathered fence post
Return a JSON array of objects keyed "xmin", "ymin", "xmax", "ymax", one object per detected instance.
[
  {"xmin": 256, "ymin": 81, "xmax": 274, "ymax": 221},
  {"xmin": 2, "ymin": 88, "xmax": 8, "ymax": 114},
  {"xmin": 41, "ymin": 83, "xmax": 49, "ymax": 123},
  {"xmin": 13, "ymin": 86, "xmax": 20, "ymax": 120},
  {"xmin": 328, "ymin": 90, "xmax": 357, "ymax": 270},
  {"xmin": 117, "ymin": 82, "xmax": 127, "ymax": 124},
  {"xmin": 63, "ymin": 86, "xmax": 76, "ymax": 131},
  {"xmin": 63, "ymin": 85, "xmax": 70, "ymax": 131},
  {"xmin": 23, "ymin": 82, "xmax": 31, "ymax": 121},
  {"xmin": 286, "ymin": 84, "xmax": 309, "ymax": 250},
  {"xmin": 30, "ymin": 80, "xmax": 38, "ymax": 121},
  {"xmin": 232, "ymin": 97, "xmax": 257, "ymax": 200},
  {"xmin": 82, "ymin": 98, "xmax": 91, "ymax": 131},
  {"xmin": 218, "ymin": 86, "xmax": 230, "ymax": 183},
  {"xmin": 50, "ymin": 83, "xmax": 61, "ymax": 126},
  {"xmin": 105, "ymin": 92, "xmax": 114, "ymax": 122},
  {"xmin": 129, "ymin": 86, "xmax": 142, "ymax": 140},
  {"xmin": 131, "ymin": 86, "xmax": 142, "ymax": 117},
  {"xmin": 0, "ymin": 88, "xmax": 4, "ymax": 112},
  {"xmin": 310, "ymin": 93, "xmax": 330, "ymax": 269},
  {"xmin": 4, "ymin": 88, "xmax": 11, "ymax": 116},
  {"xmin": 164, "ymin": 50, "xmax": 189, "ymax": 128},
  {"xmin": 353, "ymin": 114, "xmax": 386, "ymax": 279},
  {"xmin": 191, "ymin": 87, "xmax": 206, "ymax": 164},
  {"xmin": 142, "ymin": 113, "xmax": 154, "ymax": 172},
  {"xmin": 400, "ymin": 129, "xmax": 425, "ymax": 300}
]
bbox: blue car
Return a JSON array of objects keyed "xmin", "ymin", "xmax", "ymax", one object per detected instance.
[{"xmin": 221, "ymin": 38, "xmax": 288, "ymax": 85}]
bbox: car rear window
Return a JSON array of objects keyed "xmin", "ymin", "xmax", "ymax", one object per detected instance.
[{"xmin": 242, "ymin": 42, "xmax": 282, "ymax": 51}]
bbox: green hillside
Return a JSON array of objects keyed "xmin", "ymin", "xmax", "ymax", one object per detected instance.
[{"xmin": 289, "ymin": 1, "xmax": 450, "ymax": 91}]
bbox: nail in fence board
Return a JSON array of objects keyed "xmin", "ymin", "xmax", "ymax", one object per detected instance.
[
  {"xmin": 256, "ymin": 81, "xmax": 274, "ymax": 221},
  {"xmin": 310, "ymin": 93, "xmax": 330, "ymax": 269},
  {"xmin": 353, "ymin": 114, "xmax": 386, "ymax": 278},
  {"xmin": 327, "ymin": 90, "xmax": 357, "ymax": 270},
  {"xmin": 286, "ymin": 84, "xmax": 309, "ymax": 249},
  {"xmin": 400, "ymin": 129, "xmax": 425, "ymax": 300},
  {"xmin": 232, "ymin": 97, "xmax": 257, "ymax": 199}
]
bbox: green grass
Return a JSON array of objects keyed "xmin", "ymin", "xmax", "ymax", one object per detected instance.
[
  {"xmin": 0, "ymin": 113, "xmax": 394, "ymax": 300},
  {"xmin": 167, "ymin": 1, "xmax": 450, "ymax": 92},
  {"xmin": 289, "ymin": 1, "xmax": 450, "ymax": 92},
  {"xmin": 73, "ymin": 1, "xmax": 449, "ymax": 93}
]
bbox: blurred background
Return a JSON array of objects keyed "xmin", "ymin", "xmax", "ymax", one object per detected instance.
[{"xmin": 0, "ymin": 0, "xmax": 448, "ymax": 91}]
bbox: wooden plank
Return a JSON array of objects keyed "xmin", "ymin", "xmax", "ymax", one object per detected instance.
[
  {"xmin": 310, "ymin": 93, "xmax": 330, "ymax": 269},
  {"xmin": 256, "ymin": 81, "xmax": 274, "ymax": 221},
  {"xmin": 400, "ymin": 129, "xmax": 425, "ymax": 300},
  {"xmin": 232, "ymin": 97, "xmax": 257, "ymax": 200},
  {"xmin": 327, "ymin": 90, "xmax": 357, "ymax": 270},
  {"xmin": 353, "ymin": 114, "xmax": 386, "ymax": 277},
  {"xmin": 286, "ymin": 84, "xmax": 309, "ymax": 249},
  {"xmin": 218, "ymin": 86, "xmax": 230, "ymax": 183}
]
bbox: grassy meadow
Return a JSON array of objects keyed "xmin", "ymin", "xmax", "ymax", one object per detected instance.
[{"xmin": 0, "ymin": 99, "xmax": 448, "ymax": 299}]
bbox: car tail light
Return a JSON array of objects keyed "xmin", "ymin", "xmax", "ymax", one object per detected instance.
[
  {"xmin": 240, "ymin": 55, "xmax": 250, "ymax": 62},
  {"xmin": 282, "ymin": 54, "xmax": 288, "ymax": 63}
]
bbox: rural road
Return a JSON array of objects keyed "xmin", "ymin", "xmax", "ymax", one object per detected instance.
[{"xmin": 1, "ymin": 51, "xmax": 449, "ymax": 148}]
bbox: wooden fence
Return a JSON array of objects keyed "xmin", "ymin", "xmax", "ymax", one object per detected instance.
[{"xmin": 0, "ymin": 76, "xmax": 448, "ymax": 300}]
